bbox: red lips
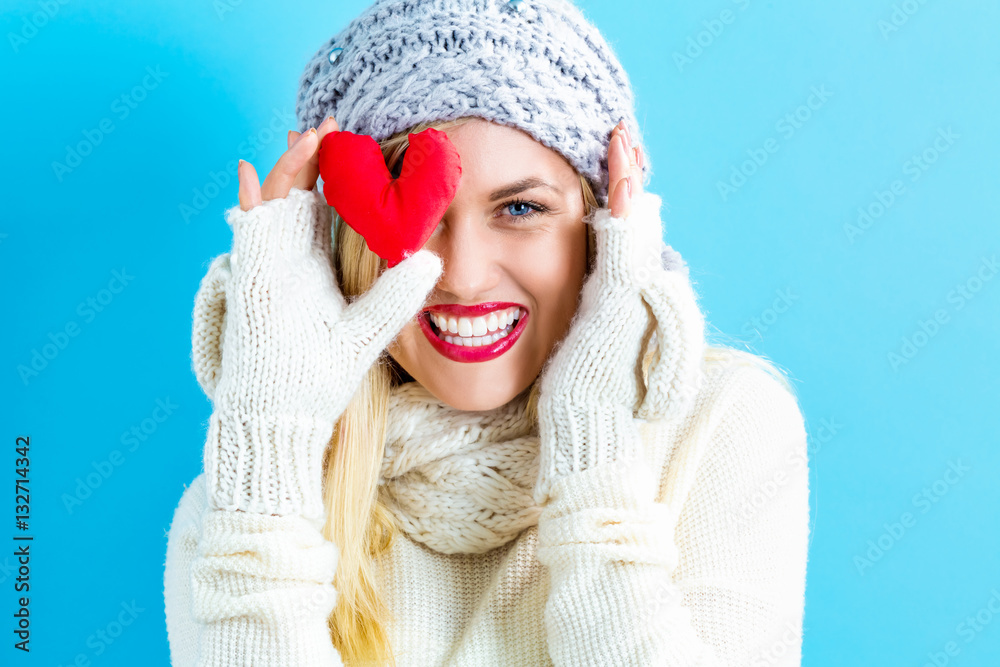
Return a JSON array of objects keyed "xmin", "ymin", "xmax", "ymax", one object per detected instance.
[{"xmin": 317, "ymin": 127, "xmax": 463, "ymax": 268}]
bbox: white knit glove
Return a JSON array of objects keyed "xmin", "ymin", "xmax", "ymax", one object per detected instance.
[
  {"xmin": 533, "ymin": 190, "xmax": 705, "ymax": 505},
  {"xmin": 191, "ymin": 186, "xmax": 442, "ymax": 520}
]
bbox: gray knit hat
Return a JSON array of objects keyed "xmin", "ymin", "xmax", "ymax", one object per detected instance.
[{"xmin": 295, "ymin": 0, "xmax": 648, "ymax": 206}]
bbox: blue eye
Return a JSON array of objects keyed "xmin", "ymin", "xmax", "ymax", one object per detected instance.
[
  {"xmin": 507, "ymin": 201, "xmax": 535, "ymax": 217},
  {"xmin": 501, "ymin": 198, "xmax": 549, "ymax": 221}
]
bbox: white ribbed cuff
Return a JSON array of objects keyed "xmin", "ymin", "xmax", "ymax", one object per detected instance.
[
  {"xmin": 197, "ymin": 615, "xmax": 343, "ymax": 667},
  {"xmin": 225, "ymin": 187, "xmax": 329, "ymax": 267},
  {"xmin": 536, "ymin": 459, "xmax": 678, "ymax": 568},
  {"xmin": 192, "ymin": 509, "xmax": 342, "ymax": 665},
  {"xmin": 205, "ymin": 408, "xmax": 335, "ymax": 521},
  {"xmin": 534, "ymin": 401, "xmax": 642, "ymax": 506}
]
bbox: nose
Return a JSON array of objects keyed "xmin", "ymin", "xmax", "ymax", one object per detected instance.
[{"xmin": 425, "ymin": 215, "xmax": 500, "ymax": 302}]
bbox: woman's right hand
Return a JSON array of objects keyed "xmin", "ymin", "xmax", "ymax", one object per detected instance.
[
  {"xmin": 191, "ymin": 118, "xmax": 444, "ymax": 519},
  {"xmin": 237, "ymin": 115, "xmax": 338, "ymax": 211}
]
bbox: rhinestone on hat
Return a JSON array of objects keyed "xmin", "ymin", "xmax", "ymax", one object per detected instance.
[
  {"xmin": 507, "ymin": 0, "xmax": 526, "ymax": 12},
  {"xmin": 328, "ymin": 47, "xmax": 343, "ymax": 63}
]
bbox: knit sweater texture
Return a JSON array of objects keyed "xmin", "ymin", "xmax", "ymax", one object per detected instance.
[{"xmin": 163, "ymin": 192, "xmax": 811, "ymax": 666}]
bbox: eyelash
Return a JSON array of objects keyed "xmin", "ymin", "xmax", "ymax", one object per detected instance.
[{"xmin": 499, "ymin": 197, "xmax": 550, "ymax": 222}]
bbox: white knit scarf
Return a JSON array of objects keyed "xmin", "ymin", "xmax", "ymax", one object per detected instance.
[{"xmin": 377, "ymin": 381, "xmax": 542, "ymax": 555}]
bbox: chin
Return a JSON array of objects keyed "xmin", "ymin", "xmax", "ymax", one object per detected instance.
[
  {"xmin": 388, "ymin": 326, "xmax": 543, "ymax": 412},
  {"xmin": 417, "ymin": 370, "xmax": 534, "ymax": 412},
  {"xmin": 388, "ymin": 352, "xmax": 535, "ymax": 412}
]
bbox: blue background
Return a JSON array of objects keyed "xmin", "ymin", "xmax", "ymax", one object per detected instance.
[{"xmin": 3, "ymin": 0, "xmax": 998, "ymax": 664}]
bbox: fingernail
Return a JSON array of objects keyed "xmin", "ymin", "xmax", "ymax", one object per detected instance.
[
  {"xmin": 621, "ymin": 122, "xmax": 632, "ymax": 146},
  {"xmin": 293, "ymin": 128, "xmax": 315, "ymax": 146},
  {"xmin": 635, "ymin": 146, "xmax": 643, "ymax": 169},
  {"xmin": 626, "ymin": 176, "xmax": 632, "ymax": 197}
]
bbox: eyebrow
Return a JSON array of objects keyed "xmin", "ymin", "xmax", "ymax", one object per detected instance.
[{"xmin": 488, "ymin": 177, "xmax": 562, "ymax": 202}]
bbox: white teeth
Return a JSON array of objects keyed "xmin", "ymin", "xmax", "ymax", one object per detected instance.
[{"xmin": 429, "ymin": 307, "xmax": 523, "ymax": 347}]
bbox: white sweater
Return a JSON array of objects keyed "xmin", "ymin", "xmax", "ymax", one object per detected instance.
[{"xmin": 163, "ymin": 345, "xmax": 810, "ymax": 665}]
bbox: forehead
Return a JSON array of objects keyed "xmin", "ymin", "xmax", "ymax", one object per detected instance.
[{"xmin": 442, "ymin": 118, "xmax": 577, "ymax": 188}]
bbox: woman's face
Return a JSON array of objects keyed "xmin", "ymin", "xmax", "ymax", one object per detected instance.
[{"xmin": 386, "ymin": 118, "xmax": 589, "ymax": 411}]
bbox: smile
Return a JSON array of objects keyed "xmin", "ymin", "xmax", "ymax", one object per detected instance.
[{"xmin": 418, "ymin": 307, "xmax": 529, "ymax": 363}]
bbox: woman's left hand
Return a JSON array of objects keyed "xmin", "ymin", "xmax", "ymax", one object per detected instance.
[
  {"xmin": 608, "ymin": 119, "xmax": 645, "ymax": 218},
  {"xmin": 532, "ymin": 120, "xmax": 706, "ymax": 505}
]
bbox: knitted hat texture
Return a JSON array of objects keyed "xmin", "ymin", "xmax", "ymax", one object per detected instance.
[{"xmin": 295, "ymin": 0, "xmax": 649, "ymax": 205}]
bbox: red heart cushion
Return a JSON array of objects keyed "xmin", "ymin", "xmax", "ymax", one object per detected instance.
[{"xmin": 318, "ymin": 127, "xmax": 462, "ymax": 268}]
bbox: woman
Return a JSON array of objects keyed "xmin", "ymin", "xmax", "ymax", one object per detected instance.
[{"xmin": 163, "ymin": 1, "xmax": 810, "ymax": 665}]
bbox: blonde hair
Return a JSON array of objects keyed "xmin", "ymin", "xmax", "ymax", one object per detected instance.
[{"xmin": 320, "ymin": 116, "xmax": 797, "ymax": 665}]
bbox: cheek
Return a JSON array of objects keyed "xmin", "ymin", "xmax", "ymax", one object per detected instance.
[
  {"xmin": 514, "ymin": 227, "xmax": 588, "ymax": 342},
  {"xmin": 386, "ymin": 317, "xmax": 422, "ymax": 367}
]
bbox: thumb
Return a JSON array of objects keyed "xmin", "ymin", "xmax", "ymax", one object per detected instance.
[
  {"xmin": 341, "ymin": 248, "xmax": 443, "ymax": 366},
  {"xmin": 192, "ymin": 253, "xmax": 231, "ymax": 402}
]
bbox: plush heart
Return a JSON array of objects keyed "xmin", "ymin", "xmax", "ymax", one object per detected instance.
[{"xmin": 317, "ymin": 127, "xmax": 462, "ymax": 268}]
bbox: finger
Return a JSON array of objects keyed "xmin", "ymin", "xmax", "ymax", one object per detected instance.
[
  {"xmin": 608, "ymin": 131, "xmax": 629, "ymax": 188},
  {"xmin": 287, "ymin": 130, "xmax": 300, "ymax": 149},
  {"xmin": 608, "ymin": 134, "xmax": 632, "ymax": 218},
  {"xmin": 238, "ymin": 160, "xmax": 262, "ymax": 211},
  {"xmin": 293, "ymin": 116, "xmax": 339, "ymax": 191},
  {"xmin": 620, "ymin": 119, "xmax": 632, "ymax": 151},
  {"xmin": 289, "ymin": 130, "xmax": 313, "ymax": 191},
  {"xmin": 630, "ymin": 146, "xmax": 645, "ymax": 199},
  {"xmin": 609, "ymin": 175, "xmax": 632, "ymax": 220},
  {"xmin": 618, "ymin": 121, "xmax": 646, "ymax": 198},
  {"xmin": 620, "ymin": 121, "xmax": 634, "ymax": 166},
  {"xmin": 261, "ymin": 128, "xmax": 318, "ymax": 202},
  {"xmin": 341, "ymin": 249, "xmax": 444, "ymax": 371}
]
